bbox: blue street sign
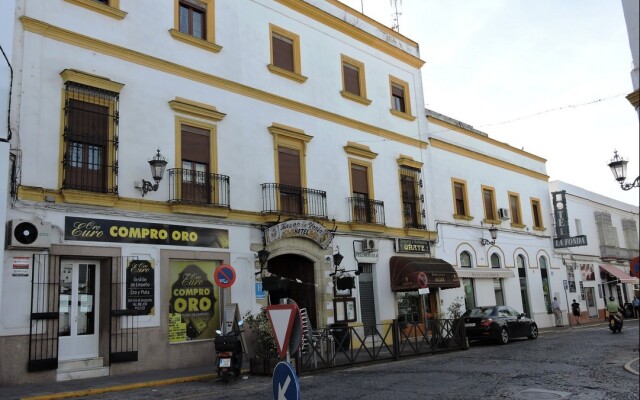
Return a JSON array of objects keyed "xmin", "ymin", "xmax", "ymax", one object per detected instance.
[{"xmin": 272, "ymin": 361, "xmax": 300, "ymax": 400}]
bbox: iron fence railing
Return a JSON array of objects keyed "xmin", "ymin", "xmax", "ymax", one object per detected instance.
[
  {"xmin": 298, "ymin": 319, "xmax": 467, "ymax": 372},
  {"xmin": 347, "ymin": 197, "xmax": 385, "ymax": 225},
  {"xmin": 261, "ymin": 183, "xmax": 327, "ymax": 218}
]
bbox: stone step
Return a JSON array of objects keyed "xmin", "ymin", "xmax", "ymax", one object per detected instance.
[{"xmin": 57, "ymin": 358, "xmax": 109, "ymax": 382}]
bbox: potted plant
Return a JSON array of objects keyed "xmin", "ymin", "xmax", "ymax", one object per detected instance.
[{"xmin": 243, "ymin": 309, "xmax": 279, "ymax": 375}]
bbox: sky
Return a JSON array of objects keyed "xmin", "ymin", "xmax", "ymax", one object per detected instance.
[{"xmin": 339, "ymin": 0, "xmax": 639, "ymax": 206}]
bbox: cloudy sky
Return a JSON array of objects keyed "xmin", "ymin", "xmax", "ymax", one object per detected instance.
[{"xmin": 339, "ymin": 0, "xmax": 639, "ymax": 205}]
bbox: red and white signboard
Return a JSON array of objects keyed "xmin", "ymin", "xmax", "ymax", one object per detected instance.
[{"xmin": 265, "ymin": 304, "xmax": 301, "ymax": 360}]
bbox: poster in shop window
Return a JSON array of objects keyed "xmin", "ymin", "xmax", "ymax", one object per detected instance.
[{"xmin": 169, "ymin": 260, "xmax": 220, "ymax": 343}]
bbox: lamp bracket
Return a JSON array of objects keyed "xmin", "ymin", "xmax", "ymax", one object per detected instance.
[{"xmin": 140, "ymin": 179, "xmax": 159, "ymax": 197}]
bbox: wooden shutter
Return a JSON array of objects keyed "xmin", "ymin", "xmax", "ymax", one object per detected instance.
[
  {"xmin": 455, "ymin": 183, "xmax": 466, "ymax": 215},
  {"xmin": 343, "ymin": 63, "xmax": 360, "ymax": 96},
  {"xmin": 278, "ymin": 147, "xmax": 301, "ymax": 187},
  {"xmin": 351, "ymin": 164, "xmax": 368, "ymax": 196},
  {"xmin": 483, "ymin": 189, "xmax": 495, "ymax": 220},
  {"xmin": 181, "ymin": 125, "xmax": 210, "ymax": 164},
  {"xmin": 272, "ymin": 33, "xmax": 294, "ymax": 72}
]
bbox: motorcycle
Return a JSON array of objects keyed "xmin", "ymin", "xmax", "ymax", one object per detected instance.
[
  {"xmin": 608, "ymin": 313, "xmax": 623, "ymax": 333},
  {"xmin": 214, "ymin": 320, "xmax": 243, "ymax": 383}
]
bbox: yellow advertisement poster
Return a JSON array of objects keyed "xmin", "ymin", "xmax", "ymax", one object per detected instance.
[{"xmin": 168, "ymin": 260, "xmax": 220, "ymax": 343}]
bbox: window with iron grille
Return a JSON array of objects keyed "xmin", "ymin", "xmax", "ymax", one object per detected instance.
[
  {"xmin": 400, "ymin": 166, "xmax": 423, "ymax": 228},
  {"xmin": 62, "ymin": 82, "xmax": 119, "ymax": 194}
]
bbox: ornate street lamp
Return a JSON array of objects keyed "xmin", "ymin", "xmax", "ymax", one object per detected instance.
[
  {"xmin": 480, "ymin": 225, "xmax": 498, "ymax": 246},
  {"xmin": 608, "ymin": 150, "xmax": 639, "ymax": 191}
]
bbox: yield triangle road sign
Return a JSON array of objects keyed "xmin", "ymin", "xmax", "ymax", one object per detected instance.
[{"xmin": 265, "ymin": 304, "xmax": 299, "ymax": 359}]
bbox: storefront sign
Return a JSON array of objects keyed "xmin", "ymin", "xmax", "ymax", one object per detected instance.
[
  {"xmin": 396, "ymin": 238, "xmax": 430, "ymax": 254},
  {"xmin": 553, "ymin": 235, "xmax": 587, "ymax": 248},
  {"xmin": 64, "ymin": 217, "xmax": 229, "ymax": 248},
  {"xmin": 169, "ymin": 260, "xmax": 220, "ymax": 343},
  {"xmin": 265, "ymin": 220, "xmax": 333, "ymax": 249},
  {"xmin": 126, "ymin": 260, "xmax": 154, "ymax": 315},
  {"xmin": 12, "ymin": 256, "xmax": 30, "ymax": 277}
]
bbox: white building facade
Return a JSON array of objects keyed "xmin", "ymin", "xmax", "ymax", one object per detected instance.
[
  {"xmin": 549, "ymin": 181, "xmax": 639, "ymax": 320},
  {"xmin": 425, "ymin": 110, "xmax": 560, "ymax": 329},
  {"xmin": 2, "ymin": 0, "xmax": 441, "ymax": 384}
]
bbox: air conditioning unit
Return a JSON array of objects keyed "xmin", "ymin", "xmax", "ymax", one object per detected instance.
[
  {"xmin": 498, "ymin": 208, "xmax": 510, "ymax": 220},
  {"xmin": 6, "ymin": 220, "xmax": 52, "ymax": 249},
  {"xmin": 362, "ymin": 239, "xmax": 377, "ymax": 251}
]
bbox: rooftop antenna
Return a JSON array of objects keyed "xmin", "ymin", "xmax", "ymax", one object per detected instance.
[{"xmin": 390, "ymin": 0, "xmax": 402, "ymax": 32}]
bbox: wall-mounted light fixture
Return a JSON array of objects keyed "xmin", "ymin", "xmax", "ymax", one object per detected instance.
[
  {"xmin": 608, "ymin": 150, "xmax": 639, "ymax": 191},
  {"xmin": 255, "ymin": 247, "xmax": 271, "ymax": 276},
  {"xmin": 139, "ymin": 149, "xmax": 168, "ymax": 197},
  {"xmin": 480, "ymin": 225, "xmax": 498, "ymax": 246}
]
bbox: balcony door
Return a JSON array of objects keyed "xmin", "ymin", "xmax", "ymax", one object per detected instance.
[
  {"xmin": 351, "ymin": 164, "xmax": 370, "ymax": 222},
  {"xmin": 59, "ymin": 261, "xmax": 99, "ymax": 361},
  {"xmin": 278, "ymin": 146, "xmax": 303, "ymax": 214},
  {"xmin": 181, "ymin": 124, "xmax": 211, "ymax": 204}
]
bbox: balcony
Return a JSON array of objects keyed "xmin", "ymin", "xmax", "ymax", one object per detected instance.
[
  {"xmin": 261, "ymin": 183, "xmax": 327, "ymax": 218},
  {"xmin": 347, "ymin": 197, "xmax": 385, "ymax": 225},
  {"xmin": 168, "ymin": 168, "xmax": 230, "ymax": 208},
  {"xmin": 600, "ymin": 245, "xmax": 639, "ymax": 262}
]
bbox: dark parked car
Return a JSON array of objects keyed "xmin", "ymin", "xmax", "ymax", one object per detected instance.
[{"xmin": 462, "ymin": 305, "xmax": 538, "ymax": 345}]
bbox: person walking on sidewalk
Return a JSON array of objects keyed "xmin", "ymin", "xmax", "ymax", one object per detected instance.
[
  {"xmin": 552, "ymin": 297, "xmax": 563, "ymax": 327},
  {"xmin": 633, "ymin": 296, "xmax": 640, "ymax": 319},
  {"xmin": 571, "ymin": 299, "xmax": 581, "ymax": 325}
]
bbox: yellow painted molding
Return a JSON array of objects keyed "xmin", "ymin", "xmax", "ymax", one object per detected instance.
[
  {"xmin": 169, "ymin": 97, "xmax": 226, "ymax": 121},
  {"xmin": 60, "ymin": 69, "xmax": 124, "ymax": 93},
  {"xmin": 453, "ymin": 214, "xmax": 474, "ymax": 221},
  {"xmin": 168, "ymin": 29, "xmax": 223, "ymax": 53},
  {"xmin": 64, "ymin": 0, "xmax": 126, "ymax": 20},
  {"xmin": 169, "ymin": 204, "xmax": 230, "ymax": 218},
  {"xmin": 267, "ymin": 64, "xmax": 308, "ymax": 83},
  {"xmin": 340, "ymin": 90, "xmax": 372, "ymax": 105},
  {"xmin": 396, "ymin": 155, "xmax": 424, "ymax": 169},
  {"xmin": 389, "ymin": 109, "xmax": 416, "ymax": 121},
  {"xmin": 62, "ymin": 190, "xmax": 119, "ymax": 207},
  {"xmin": 20, "ymin": 16, "xmax": 426, "ymax": 150},
  {"xmin": 510, "ymin": 223, "xmax": 527, "ymax": 229},
  {"xmin": 268, "ymin": 123, "xmax": 313, "ymax": 143},
  {"xmin": 343, "ymin": 142, "xmax": 377, "ymax": 159},
  {"xmin": 403, "ymin": 227, "xmax": 435, "ymax": 239},
  {"xmin": 430, "ymin": 138, "xmax": 549, "ymax": 181},
  {"xmin": 427, "ymin": 117, "xmax": 547, "ymax": 163},
  {"xmin": 275, "ymin": 0, "xmax": 425, "ymax": 69},
  {"xmin": 348, "ymin": 222, "xmax": 387, "ymax": 233}
]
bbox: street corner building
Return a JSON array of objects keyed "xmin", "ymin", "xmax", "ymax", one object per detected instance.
[{"xmin": 0, "ymin": 0, "xmax": 638, "ymax": 386}]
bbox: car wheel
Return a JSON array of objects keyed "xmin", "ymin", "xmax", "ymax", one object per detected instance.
[
  {"xmin": 498, "ymin": 327, "xmax": 509, "ymax": 345},
  {"xmin": 528, "ymin": 324, "xmax": 538, "ymax": 340}
]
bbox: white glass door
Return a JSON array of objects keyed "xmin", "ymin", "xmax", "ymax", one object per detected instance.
[{"xmin": 59, "ymin": 261, "xmax": 100, "ymax": 361}]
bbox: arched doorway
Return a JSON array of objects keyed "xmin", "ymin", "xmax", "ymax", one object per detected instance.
[{"xmin": 268, "ymin": 254, "xmax": 317, "ymax": 328}]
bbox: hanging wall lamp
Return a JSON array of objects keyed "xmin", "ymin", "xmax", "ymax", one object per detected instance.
[{"xmin": 139, "ymin": 149, "xmax": 168, "ymax": 197}]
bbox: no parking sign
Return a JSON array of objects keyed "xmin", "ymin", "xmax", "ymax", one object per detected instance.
[{"xmin": 214, "ymin": 264, "xmax": 236, "ymax": 288}]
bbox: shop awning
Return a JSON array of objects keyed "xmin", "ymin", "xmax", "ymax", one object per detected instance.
[
  {"xmin": 599, "ymin": 264, "xmax": 639, "ymax": 284},
  {"xmin": 390, "ymin": 256, "xmax": 460, "ymax": 292}
]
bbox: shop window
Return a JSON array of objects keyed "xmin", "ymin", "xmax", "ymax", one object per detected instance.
[
  {"xmin": 517, "ymin": 254, "xmax": 531, "ymax": 317},
  {"xmin": 494, "ymin": 278, "xmax": 504, "ymax": 306},
  {"xmin": 539, "ymin": 256, "xmax": 552, "ymax": 313},
  {"xmin": 268, "ymin": 24, "xmax": 307, "ymax": 83},
  {"xmin": 463, "ymin": 278, "xmax": 476, "ymax": 310},
  {"xmin": 60, "ymin": 70, "xmax": 123, "ymax": 195}
]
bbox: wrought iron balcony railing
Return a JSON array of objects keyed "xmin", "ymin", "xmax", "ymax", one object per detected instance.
[
  {"xmin": 261, "ymin": 183, "xmax": 327, "ymax": 218},
  {"xmin": 168, "ymin": 168, "xmax": 230, "ymax": 208},
  {"xmin": 347, "ymin": 197, "xmax": 385, "ymax": 225}
]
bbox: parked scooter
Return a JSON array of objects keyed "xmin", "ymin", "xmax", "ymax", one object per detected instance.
[
  {"xmin": 214, "ymin": 320, "xmax": 243, "ymax": 383},
  {"xmin": 609, "ymin": 313, "xmax": 623, "ymax": 333}
]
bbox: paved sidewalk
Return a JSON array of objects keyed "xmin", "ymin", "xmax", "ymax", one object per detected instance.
[{"xmin": 0, "ymin": 318, "xmax": 635, "ymax": 400}]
